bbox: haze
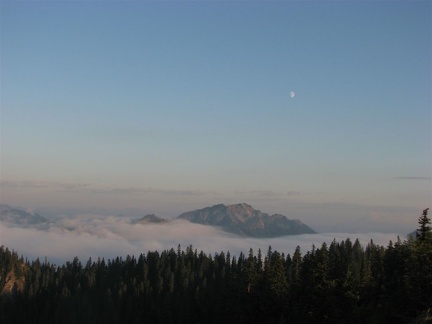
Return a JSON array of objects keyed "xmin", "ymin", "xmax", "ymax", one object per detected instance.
[
  {"xmin": 1, "ymin": 1, "xmax": 431, "ymax": 253},
  {"xmin": 0, "ymin": 214, "xmax": 403, "ymax": 265}
]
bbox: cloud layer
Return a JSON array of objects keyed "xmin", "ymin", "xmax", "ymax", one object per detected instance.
[{"xmin": 0, "ymin": 213, "xmax": 403, "ymax": 265}]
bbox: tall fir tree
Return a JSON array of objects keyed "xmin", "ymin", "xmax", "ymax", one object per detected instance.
[{"xmin": 416, "ymin": 208, "xmax": 431, "ymax": 241}]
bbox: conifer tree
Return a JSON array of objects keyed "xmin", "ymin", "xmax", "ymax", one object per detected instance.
[{"xmin": 416, "ymin": 208, "xmax": 431, "ymax": 241}]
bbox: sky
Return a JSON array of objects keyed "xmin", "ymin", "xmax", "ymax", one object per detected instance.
[{"xmin": 1, "ymin": 1, "xmax": 431, "ymax": 234}]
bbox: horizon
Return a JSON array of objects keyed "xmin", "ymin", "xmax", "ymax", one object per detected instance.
[
  {"xmin": 0, "ymin": 200, "xmax": 421, "ymax": 234},
  {"xmin": 0, "ymin": 204, "xmax": 407, "ymax": 265},
  {"xmin": 1, "ymin": 1, "xmax": 431, "ymax": 244}
]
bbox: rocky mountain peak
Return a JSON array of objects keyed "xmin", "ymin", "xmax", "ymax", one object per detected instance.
[
  {"xmin": 177, "ymin": 203, "xmax": 315, "ymax": 237},
  {"xmin": 0, "ymin": 205, "xmax": 50, "ymax": 227},
  {"xmin": 134, "ymin": 214, "xmax": 168, "ymax": 224},
  {"xmin": 227, "ymin": 203, "xmax": 256, "ymax": 220}
]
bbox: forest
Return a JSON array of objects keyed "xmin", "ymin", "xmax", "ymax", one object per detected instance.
[{"xmin": 0, "ymin": 209, "xmax": 431, "ymax": 323}]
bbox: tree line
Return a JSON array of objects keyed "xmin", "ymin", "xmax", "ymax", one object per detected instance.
[{"xmin": 0, "ymin": 209, "xmax": 431, "ymax": 323}]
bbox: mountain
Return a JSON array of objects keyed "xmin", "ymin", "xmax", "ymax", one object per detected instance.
[
  {"xmin": 133, "ymin": 214, "xmax": 169, "ymax": 224},
  {"xmin": 0, "ymin": 204, "xmax": 51, "ymax": 227},
  {"xmin": 177, "ymin": 203, "xmax": 315, "ymax": 237},
  {"xmin": 0, "ymin": 203, "xmax": 315, "ymax": 237}
]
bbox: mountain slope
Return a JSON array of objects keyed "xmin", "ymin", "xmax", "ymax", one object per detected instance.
[
  {"xmin": 0, "ymin": 204, "xmax": 51, "ymax": 227},
  {"xmin": 177, "ymin": 203, "xmax": 315, "ymax": 237},
  {"xmin": 133, "ymin": 214, "xmax": 169, "ymax": 224}
]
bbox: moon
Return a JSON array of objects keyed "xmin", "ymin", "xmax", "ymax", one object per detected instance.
[{"xmin": 290, "ymin": 91, "xmax": 296, "ymax": 98}]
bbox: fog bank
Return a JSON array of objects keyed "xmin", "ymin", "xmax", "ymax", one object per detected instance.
[{"xmin": 0, "ymin": 214, "xmax": 404, "ymax": 265}]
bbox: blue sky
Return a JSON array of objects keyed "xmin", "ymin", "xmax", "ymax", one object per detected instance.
[{"xmin": 1, "ymin": 1, "xmax": 431, "ymax": 232}]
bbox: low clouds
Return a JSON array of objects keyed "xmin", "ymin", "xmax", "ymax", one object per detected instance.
[
  {"xmin": 0, "ymin": 180, "xmax": 203, "ymax": 196},
  {"xmin": 1, "ymin": 180, "xmax": 305, "ymax": 198},
  {"xmin": 394, "ymin": 177, "xmax": 431, "ymax": 180},
  {"xmin": 0, "ymin": 180, "xmax": 90, "ymax": 191},
  {"xmin": 233, "ymin": 190, "xmax": 302, "ymax": 198},
  {"xmin": 89, "ymin": 187, "xmax": 210, "ymax": 196},
  {"xmin": 0, "ymin": 213, "xmax": 403, "ymax": 265}
]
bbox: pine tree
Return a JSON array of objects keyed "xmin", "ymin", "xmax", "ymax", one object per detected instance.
[
  {"xmin": 405, "ymin": 207, "xmax": 432, "ymax": 316},
  {"xmin": 416, "ymin": 208, "xmax": 431, "ymax": 241}
]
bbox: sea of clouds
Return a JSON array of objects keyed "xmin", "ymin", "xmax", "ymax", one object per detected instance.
[{"xmin": 0, "ymin": 214, "xmax": 404, "ymax": 265}]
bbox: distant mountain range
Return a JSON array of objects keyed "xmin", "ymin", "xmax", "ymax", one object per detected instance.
[
  {"xmin": 176, "ymin": 203, "xmax": 315, "ymax": 237},
  {"xmin": 134, "ymin": 203, "xmax": 316, "ymax": 237},
  {"xmin": 133, "ymin": 214, "xmax": 169, "ymax": 224},
  {"xmin": 0, "ymin": 204, "xmax": 51, "ymax": 227},
  {"xmin": 1, "ymin": 203, "xmax": 316, "ymax": 237}
]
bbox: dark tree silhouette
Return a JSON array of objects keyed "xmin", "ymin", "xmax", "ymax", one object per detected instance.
[
  {"xmin": 1, "ymin": 210, "xmax": 432, "ymax": 323},
  {"xmin": 417, "ymin": 208, "xmax": 431, "ymax": 241}
]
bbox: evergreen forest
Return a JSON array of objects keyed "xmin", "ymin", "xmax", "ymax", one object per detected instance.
[{"xmin": 0, "ymin": 209, "xmax": 431, "ymax": 323}]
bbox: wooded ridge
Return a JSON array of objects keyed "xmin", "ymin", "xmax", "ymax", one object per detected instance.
[{"xmin": 0, "ymin": 209, "xmax": 430, "ymax": 323}]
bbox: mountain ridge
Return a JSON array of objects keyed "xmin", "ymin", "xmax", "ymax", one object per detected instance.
[
  {"xmin": 1, "ymin": 203, "xmax": 316, "ymax": 237},
  {"xmin": 177, "ymin": 203, "xmax": 315, "ymax": 237},
  {"xmin": 0, "ymin": 204, "xmax": 51, "ymax": 227},
  {"xmin": 133, "ymin": 214, "xmax": 169, "ymax": 224}
]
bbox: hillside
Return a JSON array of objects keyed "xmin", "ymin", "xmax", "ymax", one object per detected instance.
[
  {"xmin": 0, "ymin": 203, "xmax": 314, "ymax": 237},
  {"xmin": 133, "ymin": 214, "xmax": 169, "ymax": 224},
  {"xmin": 0, "ymin": 204, "xmax": 50, "ymax": 227},
  {"xmin": 1, "ymin": 227, "xmax": 431, "ymax": 324},
  {"xmin": 177, "ymin": 203, "xmax": 315, "ymax": 237}
]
